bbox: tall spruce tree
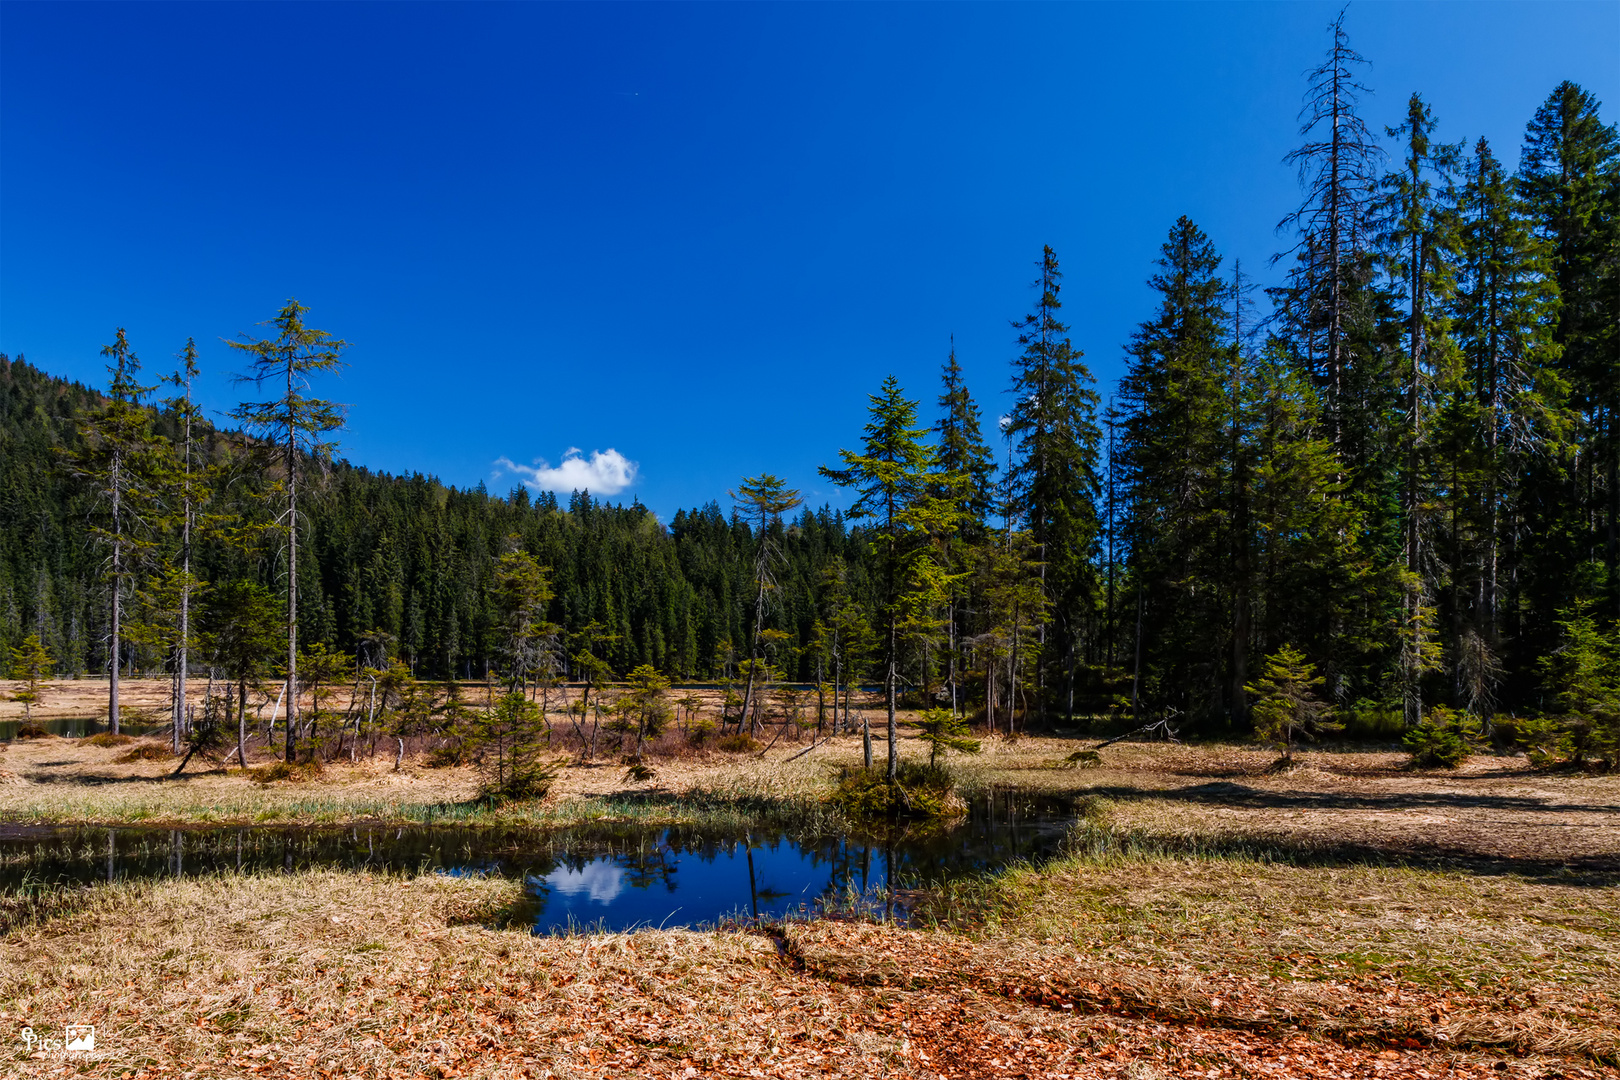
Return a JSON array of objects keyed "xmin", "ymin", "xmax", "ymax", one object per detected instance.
[
  {"xmin": 68, "ymin": 329, "xmax": 159, "ymax": 734},
  {"xmin": 1119, "ymin": 218, "xmax": 1232, "ymax": 721},
  {"xmin": 228, "ymin": 300, "xmax": 348, "ymax": 762},
  {"xmin": 1455, "ymin": 136, "xmax": 1563, "ymax": 660},
  {"xmin": 1517, "ymin": 83, "xmax": 1620, "ymax": 619},
  {"xmin": 1277, "ymin": 8, "xmax": 1384, "ymax": 457},
  {"xmin": 934, "ymin": 342, "xmax": 996, "ymax": 716},
  {"xmin": 1380, "ymin": 92, "xmax": 1461, "ymax": 725},
  {"xmin": 821, "ymin": 377, "xmax": 949, "ymax": 778},
  {"xmin": 1005, "ymin": 246, "xmax": 1102, "ymax": 722}
]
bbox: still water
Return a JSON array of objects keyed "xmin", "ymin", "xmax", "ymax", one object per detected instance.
[{"xmin": 0, "ymin": 792, "xmax": 1074, "ymax": 932}]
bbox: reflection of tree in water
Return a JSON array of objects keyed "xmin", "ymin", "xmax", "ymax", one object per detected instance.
[
  {"xmin": 620, "ymin": 845, "xmax": 677, "ymax": 893},
  {"xmin": 0, "ymin": 792, "xmax": 1075, "ymax": 928}
]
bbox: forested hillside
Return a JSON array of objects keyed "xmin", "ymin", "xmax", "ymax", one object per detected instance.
[{"xmin": 3, "ymin": 20, "xmax": 1616, "ymax": 753}]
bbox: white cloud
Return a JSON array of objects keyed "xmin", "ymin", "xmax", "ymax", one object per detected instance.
[
  {"xmin": 543, "ymin": 860, "xmax": 625, "ymax": 904},
  {"xmin": 495, "ymin": 448, "xmax": 638, "ymax": 495}
]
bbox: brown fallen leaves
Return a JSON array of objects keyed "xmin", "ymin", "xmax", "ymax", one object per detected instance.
[{"xmin": 2, "ymin": 871, "xmax": 1613, "ymax": 1080}]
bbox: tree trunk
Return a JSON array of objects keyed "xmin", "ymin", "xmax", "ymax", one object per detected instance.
[
  {"xmin": 109, "ymin": 450, "xmax": 122, "ymax": 736},
  {"xmin": 285, "ymin": 393, "xmax": 299, "ymax": 763}
]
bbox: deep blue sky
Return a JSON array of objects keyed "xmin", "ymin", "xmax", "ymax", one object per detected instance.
[{"xmin": 3, "ymin": 1, "xmax": 1616, "ymax": 517}]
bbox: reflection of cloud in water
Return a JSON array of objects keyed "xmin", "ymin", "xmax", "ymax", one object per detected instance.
[{"xmin": 544, "ymin": 860, "xmax": 625, "ymax": 904}]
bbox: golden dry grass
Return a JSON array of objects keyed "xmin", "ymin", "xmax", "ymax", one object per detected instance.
[
  {"xmin": 5, "ymin": 684, "xmax": 1619, "ymax": 1076},
  {"xmin": 3, "ymin": 866, "xmax": 1613, "ymax": 1079}
]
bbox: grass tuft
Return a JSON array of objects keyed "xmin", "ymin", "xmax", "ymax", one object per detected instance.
[{"xmin": 115, "ymin": 742, "xmax": 174, "ymax": 762}]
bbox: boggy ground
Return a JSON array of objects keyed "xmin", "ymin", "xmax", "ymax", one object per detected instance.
[
  {"xmin": 2, "ymin": 682, "xmax": 1618, "ymax": 1078},
  {"xmin": 2, "ymin": 842, "xmax": 1615, "ymax": 1079}
]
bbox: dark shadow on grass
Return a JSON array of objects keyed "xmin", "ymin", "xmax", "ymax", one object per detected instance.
[
  {"xmin": 1088, "ymin": 780, "xmax": 1620, "ymax": 816},
  {"xmin": 1069, "ymin": 786, "xmax": 1620, "ymax": 885},
  {"xmin": 20, "ymin": 769, "xmax": 224, "ymax": 787}
]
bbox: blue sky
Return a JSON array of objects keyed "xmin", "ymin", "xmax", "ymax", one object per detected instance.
[{"xmin": 3, "ymin": 1, "xmax": 1616, "ymax": 518}]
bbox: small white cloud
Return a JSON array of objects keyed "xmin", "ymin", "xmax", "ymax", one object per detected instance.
[
  {"xmin": 495, "ymin": 448, "xmax": 638, "ymax": 495},
  {"xmin": 544, "ymin": 860, "xmax": 625, "ymax": 904}
]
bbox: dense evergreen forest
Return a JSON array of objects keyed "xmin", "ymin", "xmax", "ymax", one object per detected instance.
[{"xmin": 3, "ymin": 20, "xmax": 1616, "ymax": 758}]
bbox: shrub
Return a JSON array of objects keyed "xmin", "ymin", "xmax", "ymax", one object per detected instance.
[
  {"xmin": 14, "ymin": 723, "xmax": 51, "ymax": 740},
  {"xmin": 716, "ymin": 733, "xmax": 759, "ymax": 754},
  {"xmin": 908, "ymin": 707, "xmax": 981, "ymax": 767},
  {"xmin": 1245, "ymin": 643, "xmax": 1342, "ymax": 760},
  {"xmin": 423, "ymin": 741, "xmax": 470, "ymax": 768},
  {"xmin": 246, "ymin": 759, "xmax": 324, "ymax": 784},
  {"xmin": 471, "ymin": 691, "xmax": 562, "ymax": 804},
  {"xmin": 686, "ymin": 718, "xmax": 718, "ymax": 748},
  {"xmin": 81, "ymin": 732, "xmax": 134, "ymax": 747},
  {"xmin": 1536, "ymin": 604, "xmax": 1619, "ymax": 769},
  {"xmin": 115, "ymin": 742, "xmax": 173, "ymax": 762},
  {"xmin": 1403, "ymin": 705, "xmax": 1482, "ymax": 768},
  {"xmin": 827, "ymin": 761, "xmax": 963, "ymax": 822},
  {"xmin": 1056, "ymin": 749, "xmax": 1102, "ymax": 769}
]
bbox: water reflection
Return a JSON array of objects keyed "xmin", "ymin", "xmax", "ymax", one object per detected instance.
[{"xmin": 0, "ymin": 791, "xmax": 1074, "ymax": 932}]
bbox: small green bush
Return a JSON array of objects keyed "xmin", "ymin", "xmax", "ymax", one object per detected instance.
[
  {"xmin": 14, "ymin": 723, "xmax": 51, "ymax": 740},
  {"xmin": 81, "ymin": 732, "xmax": 134, "ymax": 747},
  {"xmin": 686, "ymin": 718, "xmax": 718, "ymax": 747},
  {"xmin": 1403, "ymin": 705, "xmax": 1482, "ymax": 768},
  {"xmin": 827, "ymin": 761, "xmax": 962, "ymax": 822}
]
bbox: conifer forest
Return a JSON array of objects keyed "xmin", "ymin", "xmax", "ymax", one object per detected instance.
[{"xmin": 2, "ymin": 21, "xmax": 1617, "ymax": 767}]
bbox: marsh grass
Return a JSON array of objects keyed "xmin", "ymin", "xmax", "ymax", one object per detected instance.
[
  {"xmin": 0, "ymin": 869, "xmax": 920, "ymax": 1077},
  {"xmin": 903, "ymin": 803, "xmax": 1619, "ymax": 1063}
]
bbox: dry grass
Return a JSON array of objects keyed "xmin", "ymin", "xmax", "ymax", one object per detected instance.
[
  {"xmin": 1, "ymin": 867, "xmax": 1611, "ymax": 1078},
  {"xmin": 4, "ymin": 727, "xmax": 1620, "ymax": 875}
]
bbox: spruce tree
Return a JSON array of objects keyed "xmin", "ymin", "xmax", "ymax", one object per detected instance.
[
  {"xmin": 1455, "ymin": 136, "xmax": 1563, "ymax": 657},
  {"xmin": 1277, "ymin": 8, "xmax": 1384, "ymax": 455},
  {"xmin": 228, "ymin": 300, "xmax": 348, "ymax": 762},
  {"xmin": 821, "ymin": 376, "xmax": 948, "ymax": 778},
  {"xmin": 68, "ymin": 329, "xmax": 160, "ymax": 734},
  {"xmin": 1005, "ymin": 246, "xmax": 1102, "ymax": 722},
  {"xmin": 1380, "ymin": 93, "xmax": 1462, "ymax": 725},
  {"xmin": 730, "ymin": 475, "xmax": 801, "ymax": 735},
  {"xmin": 934, "ymin": 341, "xmax": 996, "ymax": 717},
  {"xmin": 1119, "ymin": 218, "xmax": 1231, "ymax": 721},
  {"xmin": 1518, "ymin": 83, "xmax": 1620, "ymax": 618}
]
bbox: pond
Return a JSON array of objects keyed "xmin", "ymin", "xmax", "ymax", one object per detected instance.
[
  {"xmin": 0, "ymin": 791, "xmax": 1075, "ymax": 932},
  {"xmin": 0, "ymin": 718, "xmax": 165, "ymax": 740}
]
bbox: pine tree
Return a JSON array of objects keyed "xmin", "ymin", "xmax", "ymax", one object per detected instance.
[
  {"xmin": 1380, "ymin": 93, "xmax": 1462, "ymax": 725},
  {"xmin": 1246, "ymin": 643, "xmax": 1341, "ymax": 761},
  {"xmin": 1005, "ymin": 246, "xmax": 1102, "ymax": 722},
  {"xmin": 228, "ymin": 300, "xmax": 348, "ymax": 762},
  {"xmin": 821, "ymin": 376, "xmax": 946, "ymax": 778},
  {"xmin": 1518, "ymin": 83, "xmax": 1620, "ymax": 619},
  {"xmin": 200, "ymin": 580, "xmax": 281, "ymax": 769},
  {"xmin": 909, "ymin": 706, "xmax": 980, "ymax": 767},
  {"xmin": 729, "ymin": 475, "xmax": 801, "ymax": 735},
  {"xmin": 1119, "ymin": 218, "xmax": 1231, "ymax": 721},
  {"xmin": 491, "ymin": 540, "xmax": 559, "ymax": 697},
  {"xmin": 160, "ymin": 339, "xmax": 206, "ymax": 751},
  {"xmin": 1277, "ymin": 8, "xmax": 1384, "ymax": 454},
  {"xmin": 67, "ymin": 329, "xmax": 160, "ymax": 734},
  {"xmin": 8, "ymin": 632, "xmax": 51, "ymax": 722}
]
